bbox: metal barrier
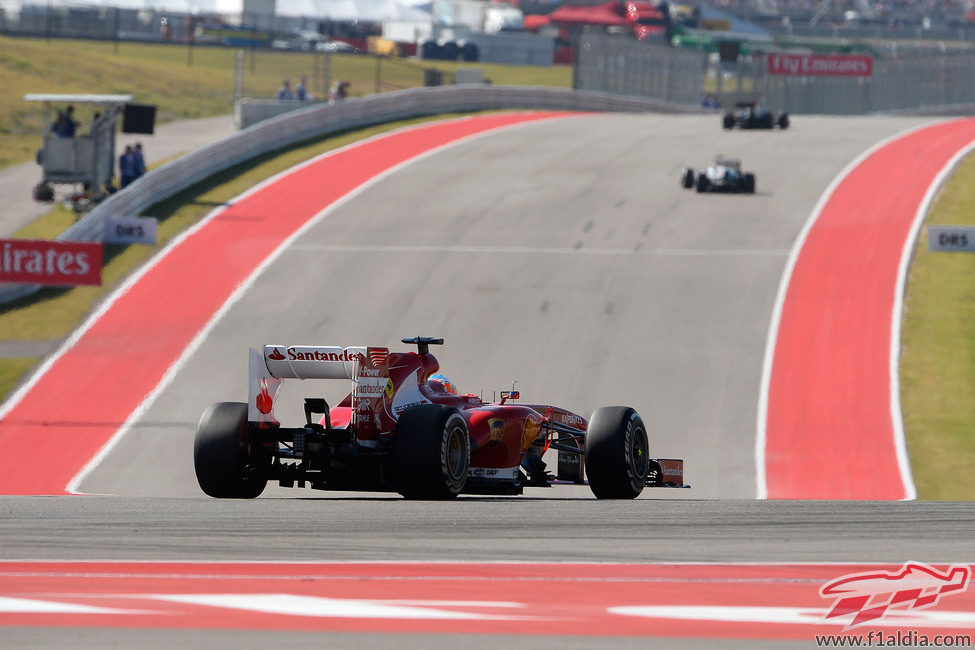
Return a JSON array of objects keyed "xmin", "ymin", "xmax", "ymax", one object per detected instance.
[
  {"xmin": 575, "ymin": 35, "xmax": 709, "ymax": 108},
  {"xmin": 765, "ymin": 53, "xmax": 975, "ymax": 114},
  {"xmin": 0, "ymin": 85, "xmax": 703, "ymax": 304},
  {"xmin": 575, "ymin": 31, "xmax": 975, "ymax": 116}
]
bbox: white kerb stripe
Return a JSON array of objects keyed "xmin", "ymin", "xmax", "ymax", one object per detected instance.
[
  {"xmin": 0, "ymin": 596, "xmax": 129, "ymax": 614},
  {"xmin": 152, "ymin": 594, "xmax": 521, "ymax": 620}
]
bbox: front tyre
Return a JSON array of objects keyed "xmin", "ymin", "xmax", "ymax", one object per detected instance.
[
  {"xmin": 194, "ymin": 402, "xmax": 267, "ymax": 499},
  {"xmin": 393, "ymin": 404, "xmax": 470, "ymax": 499},
  {"xmin": 743, "ymin": 173, "xmax": 756, "ymax": 194},
  {"xmin": 682, "ymin": 168, "xmax": 694, "ymax": 189},
  {"xmin": 585, "ymin": 406, "xmax": 650, "ymax": 499}
]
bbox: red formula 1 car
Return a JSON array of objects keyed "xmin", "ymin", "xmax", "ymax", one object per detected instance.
[{"xmin": 194, "ymin": 337, "xmax": 686, "ymax": 499}]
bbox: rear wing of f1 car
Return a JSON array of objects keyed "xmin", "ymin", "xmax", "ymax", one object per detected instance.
[{"xmin": 248, "ymin": 345, "xmax": 374, "ymax": 426}]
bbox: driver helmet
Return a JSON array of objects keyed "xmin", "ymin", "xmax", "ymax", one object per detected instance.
[{"xmin": 428, "ymin": 373, "xmax": 458, "ymax": 395}]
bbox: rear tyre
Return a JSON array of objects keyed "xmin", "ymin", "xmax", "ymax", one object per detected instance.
[
  {"xmin": 585, "ymin": 407, "xmax": 650, "ymax": 499},
  {"xmin": 393, "ymin": 404, "xmax": 470, "ymax": 499},
  {"xmin": 743, "ymin": 173, "xmax": 756, "ymax": 194},
  {"xmin": 194, "ymin": 402, "xmax": 267, "ymax": 499},
  {"xmin": 682, "ymin": 168, "xmax": 694, "ymax": 189},
  {"xmin": 696, "ymin": 173, "xmax": 709, "ymax": 193},
  {"xmin": 722, "ymin": 113, "xmax": 734, "ymax": 129}
]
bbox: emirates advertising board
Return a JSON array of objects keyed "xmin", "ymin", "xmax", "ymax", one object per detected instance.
[
  {"xmin": 768, "ymin": 53, "xmax": 873, "ymax": 77},
  {"xmin": 0, "ymin": 239, "xmax": 103, "ymax": 286}
]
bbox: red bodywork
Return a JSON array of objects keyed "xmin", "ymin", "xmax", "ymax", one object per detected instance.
[
  {"xmin": 326, "ymin": 349, "xmax": 586, "ymax": 479},
  {"xmin": 235, "ymin": 340, "xmax": 686, "ymax": 497}
]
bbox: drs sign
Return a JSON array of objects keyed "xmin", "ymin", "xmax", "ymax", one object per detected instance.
[
  {"xmin": 105, "ymin": 216, "xmax": 158, "ymax": 245},
  {"xmin": 928, "ymin": 225, "xmax": 975, "ymax": 252},
  {"xmin": 0, "ymin": 239, "xmax": 102, "ymax": 286}
]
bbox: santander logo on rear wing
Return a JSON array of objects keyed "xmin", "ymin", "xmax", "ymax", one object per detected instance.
[
  {"xmin": 248, "ymin": 345, "xmax": 387, "ymax": 425},
  {"xmin": 263, "ymin": 345, "xmax": 368, "ymax": 379}
]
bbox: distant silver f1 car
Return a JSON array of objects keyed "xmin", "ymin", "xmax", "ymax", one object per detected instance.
[{"xmin": 682, "ymin": 156, "xmax": 756, "ymax": 194}]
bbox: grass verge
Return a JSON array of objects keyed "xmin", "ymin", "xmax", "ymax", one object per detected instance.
[
  {"xmin": 0, "ymin": 112, "xmax": 478, "ymax": 402},
  {"xmin": 0, "ymin": 358, "xmax": 38, "ymax": 402},
  {"xmin": 0, "ymin": 35, "xmax": 570, "ymax": 170},
  {"xmin": 900, "ymin": 152, "xmax": 975, "ymax": 500}
]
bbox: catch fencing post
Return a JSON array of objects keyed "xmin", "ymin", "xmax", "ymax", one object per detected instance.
[
  {"xmin": 234, "ymin": 50, "xmax": 244, "ymax": 104},
  {"xmin": 323, "ymin": 51, "xmax": 331, "ymax": 102}
]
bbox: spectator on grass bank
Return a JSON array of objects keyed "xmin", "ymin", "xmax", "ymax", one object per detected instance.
[
  {"xmin": 277, "ymin": 79, "xmax": 294, "ymax": 100},
  {"xmin": 51, "ymin": 112, "xmax": 68, "ymax": 137},
  {"xmin": 134, "ymin": 143, "xmax": 146, "ymax": 178},
  {"xmin": 296, "ymin": 76, "xmax": 310, "ymax": 101},
  {"xmin": 329, "ymin": 80, "xmax": 350, "ymax": 102},
  {"xmin": 119, "ymin": 145, "xmax": 138, "ymax": 188},
  {"xmin": 51, "ymin": 105, "xmax": 77, "ymax": 138},
  {"xmin": 62, "ymin": 105, "xmax": 77, "ymax": 137}
]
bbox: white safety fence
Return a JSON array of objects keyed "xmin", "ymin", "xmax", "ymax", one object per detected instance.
[{"xmin": 0, "ymin": 85, "xmax": 703, "ymax": 304}]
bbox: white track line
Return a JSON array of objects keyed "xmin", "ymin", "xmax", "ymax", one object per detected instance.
[
  {"xmin": 754, "ymin": 120, "xmax": 940, "ymax": 500},
  {"xmin": 0, "ymin": 558, "xmax": 958, "ymax": 567},
  {"xmin": 64, "ymin": 113, "xmax": 575, "ymax": 494},
  {"xmin": 289, "ymin": 244, "xmax": 790, "ymax": 257}
]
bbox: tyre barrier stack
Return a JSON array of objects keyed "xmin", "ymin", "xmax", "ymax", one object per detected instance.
[
  {"xmin": 440, "ymin": 41, "xmax": 460, "ymax": 61},
  {"xmin": 0, "ymin": 85, "xmax": 705, "ymax": 305},
  {"xmin": 461, "ymin": 42, "xmax": 479, "ymax": 62},
  {"xmin": 420, "ymin": 40, "xmax": 479, "ymax": 62},
  {"xmin": 420, "ymin": 40, "xmax": 442, "ymax": 60}
]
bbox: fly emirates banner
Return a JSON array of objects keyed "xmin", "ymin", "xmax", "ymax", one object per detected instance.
[{"xmin": 0, "ymin": 239, "xmax": 103, "ymax": 286}]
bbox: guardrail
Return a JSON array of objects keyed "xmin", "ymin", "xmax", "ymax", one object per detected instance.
[{"xmin": 0, "ymin": 85, "xmax": 703, "ymax": 304}]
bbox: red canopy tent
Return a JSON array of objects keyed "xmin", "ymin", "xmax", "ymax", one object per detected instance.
[
  {"xmin": 545, "ymin": 2, "xmax": 628, "ymax": 26},
  {"xmin": 522, "ymin": 13, "xmax": 552, "ymax": 30}
]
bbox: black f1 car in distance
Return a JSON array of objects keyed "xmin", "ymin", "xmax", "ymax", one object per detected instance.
[
  {"xmin": 682, "ymin": 156, "xmax": 756, "ymax": 193},
  {"xmin": 723, "ymin": 102, "xmax": 789, "ymax": 130},
  {"xmin": 193, "ymin": 337, "xmax": 687, "ymax": 500}
]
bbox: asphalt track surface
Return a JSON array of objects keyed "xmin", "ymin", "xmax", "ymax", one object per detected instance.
[
  {"xmin": 79, "ymin": 113, "xmax": 932, "ymax": 500},
  {"xmin": 3, "ymin": 113, "xmax": 975, "ymax": 647}
]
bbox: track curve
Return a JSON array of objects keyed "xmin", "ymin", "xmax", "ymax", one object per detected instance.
[
  {"xmin": 5, "ymin": 113, "xmax": 975, "ymax": 648},
  {"xmin": 763, "ymin": 117, "xmax": 975, "ymax": 500},
  {"xmin": 72, "ymin": 113, "xmax": 931, "ymax": 500}
]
